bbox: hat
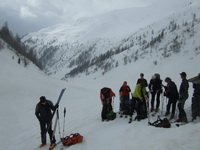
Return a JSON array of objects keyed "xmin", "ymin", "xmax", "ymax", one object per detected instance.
[
  {"xmin": 123, "ymin": 81, "xmax": 127, "ymax": 86},
  {"xmin": 180, "ymin": 72, "xmax": 187, "ymax": 77},
  {"xmin": 165, "ymin": 77, "xmax": 171, "ymax": 82},
  {"xmin": 40, "ymin": 96, "xmax": 46, "ymax": 103}
]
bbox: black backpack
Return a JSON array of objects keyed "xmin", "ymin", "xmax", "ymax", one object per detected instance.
[
  {"xmin": 149, "ymin": 116, "xmax": 171, "ymax": 128},
  {"xmin": 101, "ymin": 87, "xmax": 111, "ymax": 99},
  {"xmin": 154, "ymin": 73, "xmax": 160, "ymax": 79},
  {"xmin": 134, "ymin": 99, "xmax": 147, "ymax": 121}
]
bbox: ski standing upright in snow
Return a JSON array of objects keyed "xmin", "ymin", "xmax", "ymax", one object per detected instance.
[{"xmin": 47, "ymin": 88, "xmax": 66, "ymax": 150}]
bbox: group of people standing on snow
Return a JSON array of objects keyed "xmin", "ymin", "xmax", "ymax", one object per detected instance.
[
  {"xmin": 34, "ymin": 72, "xmax": 200, "ymax": 148},
  {"xmin": 100, "ymin": 72, "xmax": 200, "ymax": 123}
]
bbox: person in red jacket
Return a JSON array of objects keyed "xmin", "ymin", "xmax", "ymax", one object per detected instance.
[
  {"xmin": 119, "ymin": 81, "xmax": 131, "ymax": 116},
  {"xmin": 100, "ymin": 87, "xmax": 115, "ymax": 121}
]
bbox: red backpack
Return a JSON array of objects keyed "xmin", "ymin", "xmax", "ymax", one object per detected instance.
[{"xmin": 62, "ymin": 133, "xmax": 83, "ymax": 146}]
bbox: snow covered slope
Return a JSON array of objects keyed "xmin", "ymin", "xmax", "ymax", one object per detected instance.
[
  {"xmin": 22, "ymin": 0, "xmax": 200, "ymax": 79},
  {"xmin": 1, "ymin": 35, "xmax": 200, "ymax": 150}
]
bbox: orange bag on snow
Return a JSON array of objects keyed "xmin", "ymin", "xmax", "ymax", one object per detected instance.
[{"xmin": 62, "ymin": 133, "xmax": 83, "ymax": 146}]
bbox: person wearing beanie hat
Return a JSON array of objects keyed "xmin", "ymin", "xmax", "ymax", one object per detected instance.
[
  {"xmin": 40, "ymin": 96, "xmax": 47, "ymax": 103},
  {"xmin": 176, "ymin": 72, "xmax": 189, "ymax": 123},
  {"xmin": 119, "ymin": 81, "xmax": 131, "ymax": 117},
  {"xmin": 163, "ymin": 77, "xmax": 179, "ymax": 119},
  {"xmin": 35, "ymin": 96, "xmax": 58, "ymax": 148}
]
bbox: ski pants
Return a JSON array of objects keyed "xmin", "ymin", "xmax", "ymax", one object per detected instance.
[
  {"xmin": 166, "ymin": 97, "xmax": 177, "ymax": 115},
  {"xmin": 129, "ymin": 98, "xmax": 136, "ymax": 117},
  {"xmin": 178, "ymin": 95, "xmax": 188, "ymax": 119},
  {"xmin": 120, "ymin": 95, "xmax": 130, "ymax": 114},
  {"xmin": 151, "ymin": 91, "xmax": 161, "ymax": 109},
  {"xmin": 40, "ymin": 121, "xmax": 56, "ymax": 144},
  {"xmin": 192, "ymin": 96, "xmax": 200, "ymax": 119},
  {"xmin": 101, "ymin": 99, "xmax": 113, "ymax": 120}
]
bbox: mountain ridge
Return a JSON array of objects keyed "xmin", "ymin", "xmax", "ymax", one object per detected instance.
[{"xmin": 22, "ymin": 0, "xmax": 200, "ymax": 80}]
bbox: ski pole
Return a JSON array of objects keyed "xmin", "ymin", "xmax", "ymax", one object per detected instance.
[
  {"xmin": 63, "ymin": 107, "xmax": 66, "ymax": 138},
  {"xmin": 147, "ymin": 92, "xmax": 150, "ymax": 125},
  {"xmin": 161, "ymin": 93, "xmax": 164, "ymax": 116},
  {"xmin": 57, "ymin": 109, "xmax": 62, "ymax": 139},
  {"xmin": 112, "ymin": 97, "xmax": 115, "ymax": 111}
]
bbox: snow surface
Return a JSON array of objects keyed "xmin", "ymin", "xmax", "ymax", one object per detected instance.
[{"xmin": 1, "ymin": 39, "xmax": 200, "ymax": 150}]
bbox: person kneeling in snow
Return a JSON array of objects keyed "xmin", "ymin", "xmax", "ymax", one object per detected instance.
[
  {"xmin": 130, "ymin": 80, "xmax": 148, "ymax": 121},
  {"xmin": 100, "ymin": 87, "xmax": 115, "ymax": 121}
]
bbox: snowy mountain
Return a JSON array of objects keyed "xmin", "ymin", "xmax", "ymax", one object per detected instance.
[
  {"xmin": 1, "ymin": 31, "xmax": 200, "ymax": 150},
  {"xmin": 22, "ymin": 0, "xmax": 200, "ymax": 80}
]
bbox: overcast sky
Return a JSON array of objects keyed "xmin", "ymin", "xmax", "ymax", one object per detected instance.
[{"xmin": 0, "ymin": 0, "xmax": 157, "ymax": 37}]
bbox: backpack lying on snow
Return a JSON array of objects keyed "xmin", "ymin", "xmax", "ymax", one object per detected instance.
[
  {"xmin": 106, "ymin": 111, "xmax": 116, "ymax": 120},
  {"xmin": 149, "ymin": 116, "xmax": 171, "ymax": 128},
  {"xmin": 61, "ymin": 133, "xmax": 83, "ymax": 146}
]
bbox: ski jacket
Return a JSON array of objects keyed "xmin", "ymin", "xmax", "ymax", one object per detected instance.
[
  {"xmin": 100, "ymin": 87, "xmax": 115, "ymax": 103},
  {"xmin": 119, "ymin": 85, "xmax": 131, "ymax": 96},
  {"xmin": 179, "ymin": 79, "xmax": 189, "ymax": 99},
  {"xmin": 164, "ymin": 81, "xmax": 179, "ymax": 99},
  {"xmin": 193, "ymin": 83, "xmax": 200, "ymax": 97},
  {"xmin": 148, "ymin": 78, "xmax": 162, "ymax": 92},
  {"xmin": 35, "ymin": 100, "xmax": 55, "ymax": 122},
  {"xmin": 132, "ymin": 84, "xmax": 146, "ymax": 101},
  {"xmin": 137, "ymin": 78, "xmax": 148, "ymax": 86}
]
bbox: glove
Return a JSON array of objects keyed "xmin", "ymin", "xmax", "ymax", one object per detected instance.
[{"xmin": 55, "ymin": 103, "xmax": 59, "ymax": 109}]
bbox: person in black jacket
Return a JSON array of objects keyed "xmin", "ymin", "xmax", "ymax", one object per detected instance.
[
  {"xmin": 137, "ymin": 73, "xmax": 148, "ymax": 86},
  {"xmin": 176, "ymin": 72, "xmax": 189, "ymax": 122},
  {"xmin": 188, "ymin": 73, "xmax": 200, "ymax": 121},
  {"xmin": 163, "ymin": 77, "xmax": 179, "ymax": 119},
  {"xmin": 148, "ymin": 74, "xmax": 162, "ymax": 112},
  {"xmin": 35, "ymin": 96, "xmax": 58, "ymax": 148}
]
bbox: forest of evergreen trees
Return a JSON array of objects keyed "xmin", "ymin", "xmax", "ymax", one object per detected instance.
[{"xmin": 0, "ymin": 22, "xmax": 43, "ymax": 69}]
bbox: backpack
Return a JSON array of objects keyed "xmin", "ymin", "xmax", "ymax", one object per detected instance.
[
  {"xmin": 149, "ymin": 116, "xmax": 171, "ymax": 128},
  {"xmin": 134, "ymin": 99, "xmax": 147, "ymax": 120},
  {"xmin": 62, "ymin": 133, "xmax": 83, "ymax": 146},
  {"xmin": 101, "ymin": 87, "xmax": 111, "ymax": 99},
  {"xmin": 106, "ymin": 111, "xmax": 116, "ymax": 120},
  {"xmin": 154, "ymin": 73, "xmax": 160, "ymax": 79}
]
